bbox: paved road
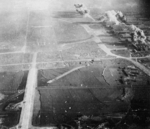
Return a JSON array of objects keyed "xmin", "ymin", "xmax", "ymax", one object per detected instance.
[{"xmin": 18, "ymin": 53, "xmax": 37, "ymax": 129}]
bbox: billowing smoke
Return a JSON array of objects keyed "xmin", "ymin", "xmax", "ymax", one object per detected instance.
[
  {"xmin": 51, "ymin": 0, "xmax": 141, "ymax": 13},
  {"xmin": 0, "ymin": 0, "xmax": 144, "ymax": 14},
  {"xmin": 0, "ymin": 0, "xmax": 146, "ymax": 42}
]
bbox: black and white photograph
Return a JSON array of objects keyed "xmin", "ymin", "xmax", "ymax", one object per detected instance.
[{"xmin": 0, "ymin": 0, "xmax": 150, "ymax": 129}]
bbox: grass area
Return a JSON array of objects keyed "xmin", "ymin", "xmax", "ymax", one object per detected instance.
[
  {"xmin": 61, "ymin": 42, "xmax": 106, "ymax": 60},
  {"xmin": 89, "ymin": 24, "xmax": 106, "ymax": 30},
  {"xmin": 38, "ymin": 63, "xmax": 110, "ymax": 87},
  {"xmin": 34, "ymin": 62, "xmax": 131, "ymax": 126},
  {"xmin": 29, "ymin": 11, "xmax": 55, "ymax": 26},
  {"xmin": 37, "ymin": 52, "xmax": 62, "ymax": 62},
  {"xmin": 0, "ymin": 64, "xmax": 31, "ymax": 72},
  {"xmin": 111, "ymin": 49, "xmax": 131, "ymax": 57},
  {"xmin": 0, "ymin": 71, "xmax": 24, "ymax": 91},
  {"xmin": 0, "ymin": 53, "xmax": 33, "ymax": 65},
  {"xmin": 27, "ymin": 26, "xmax": 57, "ymax": 51},
  {"xmin": 35, "ymin": 88, "xmax": 128, "ymax": 125},
  {"xmin": 54, "ymin": 21, "xmax": 90, "ymax": 43}
]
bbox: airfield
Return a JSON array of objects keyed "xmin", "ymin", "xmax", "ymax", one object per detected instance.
[{"xmin": 0, "ymin": 0, "xmax": 150, "ymax": 129}]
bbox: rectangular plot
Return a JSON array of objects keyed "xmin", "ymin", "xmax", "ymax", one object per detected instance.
[
  {"xmin": 27, "ymin": 27, "xmax": 57, "ymax": 51},
  {"xmin": 61, "ymin": 42, "xmax": 106, "ymax": 60},
  {"xmin": 37, "ymin": 52, "xmax": 62, "ymax": 62},
  {"xmin": 0, "ymin": 53, "xmax": 33, "ymax": 65},
  {"xmin": 32, "ymin": 88, "xmax": 128, "ymax": 126},
  {"xmin": 0, "ymin": 70, "xmax": 28, "ymax": 92},
  {"xmin": 37, "ymin": 64, "xmax": 107, "ymax": 88}
]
